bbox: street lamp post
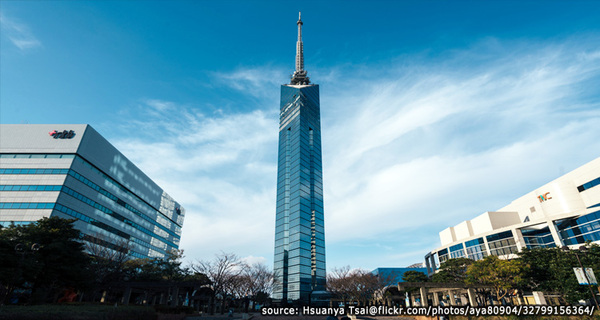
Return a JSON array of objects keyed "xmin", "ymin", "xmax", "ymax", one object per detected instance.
[
  {"xmin": 15, "ymin": 243, "xmax": 41, "ymax": 258},
  {"xmin": 562, "ymin": 245, "xmax": 600, "ymax": 310}
]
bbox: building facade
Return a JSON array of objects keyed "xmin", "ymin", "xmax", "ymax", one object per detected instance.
[
  {"xmin": 372, "ymin": 267, "xmax": 428, "ymax": 286},
  {"xmin": 0, "ymin": 124, "xmax": 185, "ymax": 260},
  {"xmin": 273, "ymin": 13, "xmax": 326, "ymax": 303},
  {"xmin": 425, "ymin": 157, "xmax": 600, "ymax": 276}
]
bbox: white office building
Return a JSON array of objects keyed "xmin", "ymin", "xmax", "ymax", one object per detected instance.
[
  {"xmin": 0, "ymin": 124, "xmax": 185, "ymax": 259},
  {"xmin": 425, "ymin": 157, "xmax": 600, "ymax": 276}
]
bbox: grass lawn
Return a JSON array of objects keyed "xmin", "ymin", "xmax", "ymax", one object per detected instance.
[{"xmin": 0, "ymin": 304, "xmax": 157, "ymax": 320}]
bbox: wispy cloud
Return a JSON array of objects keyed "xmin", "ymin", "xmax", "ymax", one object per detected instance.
[
  {"xmin": 109, "ymin": 100, "xmax": 279, "ymax": 264},
  {"xmin": 320, "ymin": 38, "xmax": 600, "ymax": 263},
  {"xmin": 109, "ymin": 36, "xmax": 600, "ymax": 269},
  {"xmin": 0, "ymin": 12, "xmax": 41, "ymax": 51},
  {"xmin": 213, "ymin": 66, "xmax": 288, "ymax": 100}
]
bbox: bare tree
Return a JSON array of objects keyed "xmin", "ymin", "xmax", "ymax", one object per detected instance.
[
  {"xmin": 192, "ymin": 252, "xmax": 244, "ymax": 314},
  {"xmin": 350, "ymin": 270, "xmax": 379, "ymax": 305},
  {"xmin": 84, "ymin": 233, "xmax": 132, "ymax": 285},
  {"xmin": 327, "ymin": 266, "xmax": 379, "ymax": 306},
  {"xmin": 84, "ymin": 233, "xmax": 131, "ymax": 262},
  {"xmin": 327, "ymin": 266, "xmax": 352, "ymax": 304},
  {"xmin": 239, "ymin": 262, "xmax": 274, "ymax": 310}
]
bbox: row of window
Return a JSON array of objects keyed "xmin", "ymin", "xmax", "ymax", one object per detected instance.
[
  {"xmin": 490, "ymin": 246, "xmax": 519, "ymax": 256},
  {"xmin": 2, "ymin": 164, "xmax": 182, "ymax": 234},
  {"xmin": 488, "ymin": 238, "xmax": 516, "ymax": 250},
  {"xmin": 0, "ymin": 176, "xmax": 180, "ymax": 243},
  {"xmin": 559, "ymin": 210, "xmax": 600, "ymax": 245},
  {"xmin": 0, "ymin": 222, "xmax": 146, "ymax": 260},
  {"xmin": 521, "ymin": 226, "xmax": 556, "ymax": 249},
  {"xmin": 276, "ymin": 192, "xmax": 324, "ymax": 208},
  {"xmin": 436, "ymin": 231, "xmax": 520, "ymax": 266},
  {"xmin": 0, "ymin": 185, "xmax": 62, "ymax": 191},
  {"xmin": 61, "ymin": 186, "xmax": 176, "ymax": 249},
  {"xmin": 578, "ymin": 176, "xmax": 600, "ymax": 192},
  {"xmin": 68, "ymin": 170, "xmax": 180, "ymax": 239},
  {"xmin": 486, "ymin": 230, "xmax": 513, "ymax": 242},
  {"xmin": 0, "ymin": 168, "xmax": 69, "ymax": 175},
  {"xmin": 486, "ymin": 232, "xmax": 519, "ymax": 257},
  {"xmin": 53, "ymin": 203, "xmax": 166, "ymax": 256},
  {"xmin": 1, "ymin": 152, "xmax": 182, "ymax": 222},
  {"xmin": 522, "ymin": 233, "xmax": 555, "ymax": 249},
  {"xmin": 0, "ymin": 203, "xmax": 54, "ymax": 209},
  {"xmin": 0, "ymin": 154, "xmax": 75, "ymax": 159},
  {"xmin": 465, "ymin": 238, "xmax": 488, "ymax": 260},
  {"xmin": 276, "ymin": 208, "xmax": 325, "ymax": 223},
  {"xmin": 54, "ymin": 203, "xmax": 93, "ymax": 223},
  {"xmin": 449, "ymin": 243, "xmax": 466, "ymax": 259},
  {"xmin": 73, "ymin": 156, "xmax": 182, "ymax": 227},
  {"xmin": 436, "ymin": 211, "xmax": 600, "ymax": 265},
  {"xmin": 0, "ymin": 221, "xmax": 31, "ymax": 227},
  {"xmin": 275, "ymin": 238, "xmax": 325, "ymax": 251}
]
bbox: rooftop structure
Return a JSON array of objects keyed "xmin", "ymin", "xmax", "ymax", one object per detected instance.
[{"xmin": 425, "ymin": 157, "xmax": 600, "ymax": 276}]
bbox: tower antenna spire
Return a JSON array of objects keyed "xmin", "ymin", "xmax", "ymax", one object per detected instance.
[
  {"xmin": 296, "ymin": 12, "xmax": 303, "ymax": 72},
  {"xmin": 291, "ymin": 11, "xmax": 310, "ymax": 85}
]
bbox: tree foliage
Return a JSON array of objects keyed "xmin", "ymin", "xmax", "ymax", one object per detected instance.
[
  {"xmin": 123, "ymin": 249, "xmax": 204, "ymax": 282},
  {"xmin": 435, "ymin": 245, "xmax": 600, "ymax": 305},
  {"xmin": 402, "ymin": 270, "xmax": 428, "ymax": 283},
  {"xmin": 466, "ymin": 255, "xmax": 527, "ymax": 301},
  {"xmin": 432, "ymin": 257, "xmax": 474, "ymax": 283},
  {"xmin": 0, "ymin": 217, "xmax": 280, "ymax": 309},
  {"xmin": 518, "ymin": 246, "xmax": 597, "ymax": 304},
  {"xmin": 400, "ymin": 270, "xmax": 428, "ymax": 295},
  {"xmin": 0, "ymin": 217, "xmax": 91, "ymax": 304}
]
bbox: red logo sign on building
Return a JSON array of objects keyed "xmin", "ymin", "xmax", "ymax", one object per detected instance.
[{"xmin": 49, "ymin": 130, "xmax": 75, "ymax": 139}]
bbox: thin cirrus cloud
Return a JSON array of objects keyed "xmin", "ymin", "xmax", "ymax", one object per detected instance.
[
  {"xmin": 111, "ymin": 99, "xmax": 280, "ymax": 262},
  {"xmin": 321, "ymin": 38, "xmax": 600, "ymax": 265},
  {"xmin": 0, "ymin": 12, "xmax": 42, "ymax": 51},
  {"xmin": 111, "ymin": 37, "xmax": 600, "ymax": 269},
  {"xmin": 212, "ymin": 67, "xmax": 288, "ymax": 100}
]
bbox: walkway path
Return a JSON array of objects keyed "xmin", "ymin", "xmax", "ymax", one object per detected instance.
[{"xmin": 184, "ymin": 313, "xmax": 418, "ymax": 320}]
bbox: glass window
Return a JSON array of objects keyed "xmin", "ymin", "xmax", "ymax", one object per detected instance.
[
  {"xmin": 464, "ymin": 238, "xmax": 488, "ymax": 260},
  {"xmin": 557, "ymin": 210, "xmax": 600, "ymax": 245},
  {"xmin": 437, "ymin": 248, "xmax": 449, "ymax": 264},
  {"xmin": 486, "ymin": 230, "xmax": 518, "ymax": 256}
]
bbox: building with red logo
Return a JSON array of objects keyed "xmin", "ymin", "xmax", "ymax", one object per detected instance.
[{"xmin": 0, "ymin": 124, "xmax": 185, "ymax": 259}]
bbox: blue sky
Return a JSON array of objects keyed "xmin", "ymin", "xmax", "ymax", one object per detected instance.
[{"xmin": 2, "ymin": 1, "xmax": 600, "ymax": 271}]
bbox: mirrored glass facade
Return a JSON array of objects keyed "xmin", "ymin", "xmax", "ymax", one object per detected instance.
[
  {"xmin": 273, "ymin": 84, "xmax": 326, "ymax": 303},
  {"xmin": 0, "ymin": 125, "xmax": 185, "ymax": 260}
]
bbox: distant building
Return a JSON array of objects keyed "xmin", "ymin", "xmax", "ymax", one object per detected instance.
[
  {"xmin": 406, "ymin": 262, "xmax": 425, "ymax": 268},
  {"xmin": 273, "ymin": 13, "xmax": 326, "ymax": 304},
  {"xmin": 372, "ymin": 267, "xmax": 428, "ymax": 286},
  {"xmin": 425, "ymin": 157, "xmax": 600, "ymax": 276},
  {"xmin": 0, "ymin": 124, "xmax": 185, "ymax": 260}
]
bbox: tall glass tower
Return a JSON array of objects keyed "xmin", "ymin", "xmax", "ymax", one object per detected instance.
[{"xmin": 273, "ymin": 13, "xmax": 326, "ymax": 304}]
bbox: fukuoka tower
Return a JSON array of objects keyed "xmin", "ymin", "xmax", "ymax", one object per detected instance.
[{"xmin": 272, "ymin": 12, "xmax": 326, "ymax": 304}]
